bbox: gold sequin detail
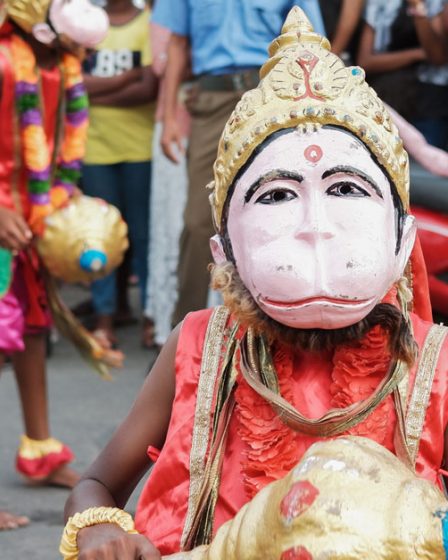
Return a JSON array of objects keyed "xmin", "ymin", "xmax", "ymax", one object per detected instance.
[
  {"xmin": 405, "ymin": 324, "xmax": 448, "ymax": 465},
  {"xmin": 181, "ymin": 306, "xmax": 230, "ymax": 549}
]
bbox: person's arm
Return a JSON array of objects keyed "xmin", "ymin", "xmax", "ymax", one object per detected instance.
[
  {"xmin": 160, "ymin": 33, "xmax": 190, "ymax": 163},
  {"xmin": 83, "ymin": 67, "xmax": 143, "ymax": 98},
  {"xmin": 357, "ymin": 22, "xmax": 426, "ymax": 73},
  {"xmin": 64, "ymin": 326, "xmax": 179, "ymax": 559},
  {"xmin": 406, "ymin": 0, "xmax": 448, "ymax": 65},
  {"xmin": 90, "ymin": 65, "xmax": 159, "ymax": 107},
  {"xmin": 331, "ymin": 0, "xmax": 365, "ymax": 55},
  {"xmin": 386, "ymin": 103, "xmax": 448, "ymax": 177},
  {"xmin": 150, "ymin": 22, "xmax": 171, "ymax": 78}
]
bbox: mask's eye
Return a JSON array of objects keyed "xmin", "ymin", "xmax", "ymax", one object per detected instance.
[
  {"xmin": 327, "ymin": 181, "xmax": 370, "ymax": 198},
  {"xmin": 255, "ymin": 188, "xmax": 297, "ymax": 205}
]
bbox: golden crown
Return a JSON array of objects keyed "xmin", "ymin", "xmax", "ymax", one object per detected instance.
[
  {"xmin": 210, "ymin": 7, "xmax": 409, "ymax": 231},
  {"xmin": 1, "ymin": 0, "xmax": 51, "ymax": 33}
]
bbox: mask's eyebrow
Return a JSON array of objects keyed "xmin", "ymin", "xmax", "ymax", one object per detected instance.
[
  {"xmin": 322, "ymin": 165, "xmax": 383, "ymax": 199},
  {"xmin": 244, "ymin": 169, "xmax": 304, "ymax": 203}
]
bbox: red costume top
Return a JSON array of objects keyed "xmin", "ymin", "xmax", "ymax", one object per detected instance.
[
  {"xmin": 0, "ymin": 31, "xmax": 61, "ymax": 220},
  {"xmin": 135, "ymin": 307, "xmax": 448, "ymax": 555}
]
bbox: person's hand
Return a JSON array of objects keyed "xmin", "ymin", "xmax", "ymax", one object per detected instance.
[
  {"xmin": 0, "ymin": 207, "xmax": 32, "ymax": 252},
  {"xmin": 77, "ymin": 523, "xmax": 161, "ymax": 559},
  {"xmin": 161, "ymin": 117, "xmax": 185, "ymax": 164},
  {"xmin": 121, "ymin": 66, "xmax": 144, "ymax": 85}
]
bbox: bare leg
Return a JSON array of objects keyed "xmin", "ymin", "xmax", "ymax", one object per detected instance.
[
  {"xmin": 12, "ymin": 334, "xmax": 49, "ymax": 439},
  {"xmin": 0, "ymin": 352, "xmax": 30, "ymax": 529},
  {"xmin": 12, "ymin": 334, "xmax": 79, "ymax": 488}
]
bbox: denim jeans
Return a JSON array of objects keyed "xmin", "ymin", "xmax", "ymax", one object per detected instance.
[{"xmin": 82, "ymin": 161, "xmax": 151, "ymax": 315}]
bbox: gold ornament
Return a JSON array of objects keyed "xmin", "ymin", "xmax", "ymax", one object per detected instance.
[
  {"xmin": 210, "ymin": 7, "xmax": 409, "ymax": 231},
  {"xmin": 37, "ymin": 196, "xmax": 128, "ymax": 284},
  {"xmin": 17, "ymin": 434, "xmax": 65, "ymax": 460},
  {"xmin": 0, "ymin": 0, "xmax": 51, "ymax": 33},
  {"xmin": 60, "ymin": 507, "xmax": 138, "ymax": 560},
  {"xmin": 166, "ymin": 437, "xmax": 448, "ymax": 559}
]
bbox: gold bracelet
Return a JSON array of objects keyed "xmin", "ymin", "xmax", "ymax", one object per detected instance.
[{"xmin": 59, "ymin": 506, "xmax": 138, "ymax": 559}]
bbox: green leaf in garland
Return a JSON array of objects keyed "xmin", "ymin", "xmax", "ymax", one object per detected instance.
[
  {"xmin": 55, "ymin": 167, "xmax": 81, "ymax": 184},
  {"xmin": 17, "ymin": 93, "xmax": 39, "ymax": 112},
  {"xmin": 67, "ymin": 94, "xmax": 89, "ymax": 112},
  {"xmin": 29, "ymin": 179, "xmax": 51, "ymax": 194},
  {"xmin": 0, "ymin": 248, "xmax": 12, "ymax": 299}
]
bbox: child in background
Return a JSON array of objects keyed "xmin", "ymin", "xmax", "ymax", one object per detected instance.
[
  {"xmin": 82, "ymin": 0, "xmax": 158, "ymax": 352},
  {"xmin": 0, "ymin": 0, "xmax": 109, "ymax": 530}
]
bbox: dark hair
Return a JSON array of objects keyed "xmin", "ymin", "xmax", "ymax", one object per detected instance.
[{"xmin": 220, "ymin": 126, "xmax": 406, "ymax": 259}]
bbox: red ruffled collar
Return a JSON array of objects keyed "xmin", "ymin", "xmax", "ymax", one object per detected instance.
[{"xmin": 235, "ymin": 298, "xmax": 396, "ymax": 499}]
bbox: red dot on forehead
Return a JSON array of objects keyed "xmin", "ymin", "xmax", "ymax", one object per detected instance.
[{"xmin": 304, "ymin": 144, "xmax": 323, "ymax": 163}]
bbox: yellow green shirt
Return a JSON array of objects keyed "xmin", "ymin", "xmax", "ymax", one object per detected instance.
[{"xmin": 85, "ymin": 9, "xmax": 155, "ymax": 164}]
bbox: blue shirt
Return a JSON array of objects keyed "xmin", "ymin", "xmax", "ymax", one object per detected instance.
[{"xmin": 152, "ymin": 0, "xmax": 326, "ymax": 75}]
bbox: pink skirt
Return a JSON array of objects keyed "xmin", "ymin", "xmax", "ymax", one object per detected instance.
[{"xmin": 0, "ymin": 252, "xmax": 51, "ymax": 354}]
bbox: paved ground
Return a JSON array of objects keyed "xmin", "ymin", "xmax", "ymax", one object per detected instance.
[{"xmin": 0, "ymin": 285, "xmax": 158, "ymax": 559}]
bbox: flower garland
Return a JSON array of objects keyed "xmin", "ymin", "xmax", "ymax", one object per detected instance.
[
  {"xmin": 235, "ymin": 314, "xmax": 395, "ymax": 500},
  {"xmin": 10, "ymin": 34, "xmax": 88, "ymax": 235}
]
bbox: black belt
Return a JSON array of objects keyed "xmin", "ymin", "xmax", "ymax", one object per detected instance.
[{"xmin": 197, "ymin": 69, "xmax": 260, "ymax": 92}]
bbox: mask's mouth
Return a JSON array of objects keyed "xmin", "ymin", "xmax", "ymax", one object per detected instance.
[{"xmin": 258, "ymin": 295, "xmax": 375, "ymax": 309}]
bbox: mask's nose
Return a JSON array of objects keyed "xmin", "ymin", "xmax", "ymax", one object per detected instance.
[{"xmin": 294, "ymin": 192, "xmax": 335, "ymax": 243}]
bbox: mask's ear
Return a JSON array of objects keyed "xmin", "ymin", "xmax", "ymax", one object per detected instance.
[
  {"xmin": 210, "ymin": 234, "xmax": 227, "ymax": 265},
  {"xmin": 32, "ymin": 23, "xmax": 57, "ymax": 45},
  {"xmin": 395, "ymin": 214, "xmax": 417, "ymax": 280}
]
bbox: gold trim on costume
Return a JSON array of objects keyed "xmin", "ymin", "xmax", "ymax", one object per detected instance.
[
  {"xmin": 181, "ymin": 306, "xmax": 230, "ymax": 549},
  {"xmin": 393, "ymin": 373, "xmax": 413, "ymax": 469},
  {"xmin": 240, "ymin": 328, "xmax": 408, "ymax": 437},
  {"xmin": 405, "ymin": 324, "xmax": 448, "ymax": 466}
]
